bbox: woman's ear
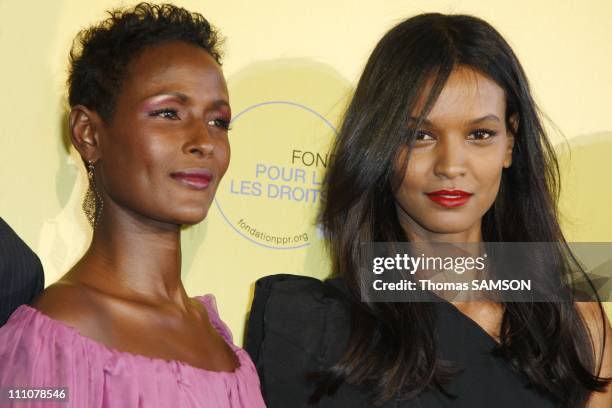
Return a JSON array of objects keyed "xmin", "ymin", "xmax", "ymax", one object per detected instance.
[
  {"xmin": 69, "ymin": 105, "xmax": 104, "ymax": 162},
  {"xmin": 504, "ymin": 114, "xmax": 518, "ymax": 168}
]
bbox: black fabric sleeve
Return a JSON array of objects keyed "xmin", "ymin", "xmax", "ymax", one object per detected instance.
[
  {"xmin": 246, "ymin": 275, "xmax": 402, "ymax": 407},
  {"xmin": 245, "ymin": 274, "xmax": 349, "ymax": 408},
  {"xmin": 0, "ymin": 217, "xmax": 45, "ymax": 326}
]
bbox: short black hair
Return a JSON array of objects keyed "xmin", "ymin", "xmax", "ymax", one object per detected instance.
[{"xmin": 68, "ymin": 2, "xmax": 222, "ymax": 122}]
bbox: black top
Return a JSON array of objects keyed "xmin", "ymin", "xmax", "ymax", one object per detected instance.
[
  {"xmin": 245, "ymin": 274, "xmax": 557, "ymax": 408},
  {"xmin": 0, "ymin": 217, "xmax": 44, "ymax": 326}
]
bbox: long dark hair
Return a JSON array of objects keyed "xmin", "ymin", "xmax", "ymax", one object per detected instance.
[{"xmin": 316, "ymin": 13, "xmax": 609, "ymax": 407}]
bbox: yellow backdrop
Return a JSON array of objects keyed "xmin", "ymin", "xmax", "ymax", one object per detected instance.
[{"xmin": 0, "ymin": 0, "xmax": 610, "ymax": 343}]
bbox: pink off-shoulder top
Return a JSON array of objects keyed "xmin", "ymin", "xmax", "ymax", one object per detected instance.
[{"xmin": 0, "ymin": 295, "xmax": 266, "ymax": 408}]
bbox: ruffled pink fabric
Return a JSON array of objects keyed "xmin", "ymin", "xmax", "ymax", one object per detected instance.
[{"xmin": 0, "ymin": 295, "xmax": 266, "ymax": 407}]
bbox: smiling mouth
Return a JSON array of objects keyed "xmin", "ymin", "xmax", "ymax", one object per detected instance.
[
  {"xmin": 170, "ymin": 170, "xmax": 213, "ymax": 190},
  {"xmin": 426, "ymin": 189, "xmax": 473, "ymax": 208}
]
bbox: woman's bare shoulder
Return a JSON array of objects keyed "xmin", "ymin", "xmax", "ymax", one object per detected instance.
[
  {"xmin": 575, "ymin": 302, "xmax": 612, "ymax": 357},
  {"xmin": 575, "ymin": 302, "xmax": 612, "ymax": 407},
  {"xmin": 31, "ymin": 280, "xmax": 112, "ymax": 341}
]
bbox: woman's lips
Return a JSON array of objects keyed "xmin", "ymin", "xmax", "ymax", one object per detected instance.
[
  {"xmin": 426, "ymin": 189, "xmax": 473, "ymax": 208},
  {"xmin": 170, "ymin": 169, "xmax": 213, "ymax": 190}
]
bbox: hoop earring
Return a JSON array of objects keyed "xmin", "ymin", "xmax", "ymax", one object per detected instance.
[{"xmin": 82, "ymin": 160, "xmax": 104, "ymax": 228}]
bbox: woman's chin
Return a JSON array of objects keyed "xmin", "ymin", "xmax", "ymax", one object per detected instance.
[
  {"xmin": 168, "ymin": 208, "xmax": 210, "ymax": 226},
  {"xmin": 184, "ymin": 212, "xmax": 209, "ymax": 226},
  {"xmin": 421, "ymin": 220, "xmax": 477, "ymax": 237}
]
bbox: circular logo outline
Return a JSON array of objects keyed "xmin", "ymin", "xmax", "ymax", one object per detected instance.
[{"xmin": 214, "ymin": 100, "xmax": 337, "ymax": 250}]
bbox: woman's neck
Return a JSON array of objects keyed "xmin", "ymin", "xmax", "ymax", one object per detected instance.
[{"xmin": 68, "ymin": 203, "xmax": 190, "ymax": 309}]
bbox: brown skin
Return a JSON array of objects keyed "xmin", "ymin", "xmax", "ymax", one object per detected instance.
[
  {"xmin": 395, "ymin": 67, "xmax": 611, "ymax": 405},
  {"xmin": 33, "ymin": 40, "xmax": 238, "ymax": 372},
  {"xmin": 395, "ymin": 66, "xmax": 514, "ymax": 342}
]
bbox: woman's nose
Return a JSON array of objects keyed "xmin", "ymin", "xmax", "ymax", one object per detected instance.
[
  {"xmin": 185, "ymin": 121, "xmax": 214, "ymax": 157},
  {"xmin": 433, "ymin": 135, "xmax": 467, "ymax": 179}
]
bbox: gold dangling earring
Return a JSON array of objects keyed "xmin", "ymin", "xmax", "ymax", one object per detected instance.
[{"xmin": 82, "ymin": 160, "xmax": 103, "ymax": 228}]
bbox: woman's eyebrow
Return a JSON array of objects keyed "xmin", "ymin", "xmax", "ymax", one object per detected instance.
[
  {"xmin": 212, "ymin": 99, "xmax": 230, "ymax": 109},
  {"xmin": 141, "ymin": 91, "xmax": 189, "ymax": 103},
  {"xmin": 141, "ymin": 93, "xmax": 229, "ymax": 109},
  {"xmin": 407, "ymin": 117, "xmax": 434, "ymax": 126},
  {"xmin": 407, "ymin": 114, "xmax": 501, "ymax": 126},
  {"xmin": 468, "ymin": 114, "xmax": 500, "ymax": 124}
]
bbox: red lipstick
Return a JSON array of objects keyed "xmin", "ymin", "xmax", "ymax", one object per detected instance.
[
  {"xmin": 170, "ymin": 169, "xmax": 213, "ymax": 190},
  {"xmin": 426, "ymin": 189, "xmax": 472, "ymax": 208}
]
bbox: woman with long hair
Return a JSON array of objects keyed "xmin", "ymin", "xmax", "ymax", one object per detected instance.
[
  {"xmin": 246, "ymin": 13, "xmax": 611, "ymax": 407},
  {"xmin": 0, "ymin": 3, "xmax": 265, "ymax": 407}
]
